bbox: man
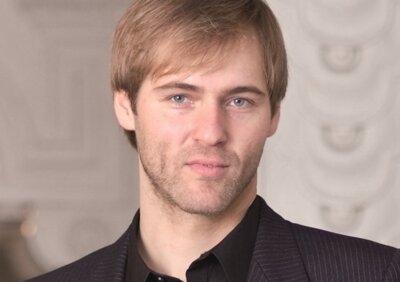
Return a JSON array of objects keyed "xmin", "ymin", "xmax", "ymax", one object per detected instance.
[{"xmin": 28, "ymin": 0, "xmax": 400, "ymax": 281}]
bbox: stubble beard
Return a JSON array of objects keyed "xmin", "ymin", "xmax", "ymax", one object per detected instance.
[{"xmin": 138, "ymin": 143, "xmax": 262, "ymax": 217}]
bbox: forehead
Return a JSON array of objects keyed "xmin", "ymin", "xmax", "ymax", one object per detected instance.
[
  {"xmin": 146, "ymin": 35, "xmax": 267, "ymax": 93},
  {"xmin": 149, "ymin": 30, "xmax": 264, "ymax": 82}
]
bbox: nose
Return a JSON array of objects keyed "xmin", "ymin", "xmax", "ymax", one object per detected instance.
[{"xmin": 191, "ymin": 102, "xmax": 228, "ymax": 146}]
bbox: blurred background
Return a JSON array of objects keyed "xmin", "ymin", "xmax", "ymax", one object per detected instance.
[{"xmin": 0, "ymin": 0, "xmax": 399, "ymax": 280}]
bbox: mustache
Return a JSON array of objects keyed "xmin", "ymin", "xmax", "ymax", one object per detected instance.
[{"xmin": 179, "ymin": 146, "xmax": 238, "ymax": 163}]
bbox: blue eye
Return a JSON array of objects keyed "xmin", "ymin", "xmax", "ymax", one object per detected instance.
[
  {"xmin": 171, "ymin": 95, "xmax": 187, "ymax": 104},
  {"xmin": 232, "ymin": 98, "xmax": 248, "ymax": 107}
]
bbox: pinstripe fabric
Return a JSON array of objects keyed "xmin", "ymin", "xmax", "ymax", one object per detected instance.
[
  {"xmin": 385, "ymin": 250, "xmax": 400, "ymax": 281},
  {"xmin": 27, "ymin": 226, "xmax": 132, "ymax": 282},
  {"xmin": 246, "ymin": 197, "xmax": 400, "ymax": 281},
  {"xmin": 290, "ymin": 223, "xmax": 400, "ymax": 282},
  {"xmin": 27, "ymin": 197, "xmax": 400, "ymax": 282},
  {"xmin": 247, "ymin": 200, "xmax": 309, "ymax": 281}
]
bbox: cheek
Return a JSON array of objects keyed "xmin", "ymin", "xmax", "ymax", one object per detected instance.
[
  {"xmin": 233, "ymin": 131, "xmax": 265, "ymax": 166},
  {"xmin": 159, "ymin": 109, "xmax": 194, "ymax": 138},
  {"xmin": 236, "ymin": 116, "xmax": 270, "ymax": 145},
  {"xmin": 243, "ymin": 133, "xmax": 267, "ymax": 156},
  {"xmin": 137, "ymin": 111, "xmax": 189, "ymax": 150},
  {"xmin": 233, "ymin": 128, "xmax": 269, "ymax": 169}
]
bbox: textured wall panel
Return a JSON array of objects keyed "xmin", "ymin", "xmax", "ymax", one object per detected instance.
[
  {"xmin": 0, "ymin": 0, "xmax": 137, "ymax": 276},
  {"xmin": 262, "ymin": 0, "xmax": 400, "ymax": 247}
]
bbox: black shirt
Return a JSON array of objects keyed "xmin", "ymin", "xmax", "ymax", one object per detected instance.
[{"xmin": 125, "ymin": 197, "xmax": 261, "ymax": 282}]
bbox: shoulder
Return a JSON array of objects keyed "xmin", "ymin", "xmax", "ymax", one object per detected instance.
[
  {"xmin": 26, "ymin": 226, "xmax": 131, "ymax": 282},
  {"xmin": 289, "ymin": 221, "xmax": 400, "ymax": 281},
  {"xmin": 26, "ymin": 245, "xmax": 115, "ymax": 282},
  {"xmin": 253, "ymin": 197, "xmax": 400, "ymax": 281}
]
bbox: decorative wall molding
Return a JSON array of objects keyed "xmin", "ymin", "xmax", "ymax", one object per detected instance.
[
  {"xmin": 298, "ymin": 0, "xmax": 397, "ymax": 43},
  {"xmin": 1, "ymin": 0, "xmax": 137, "ymax": 275},
  {"xmin": 320, "ymin": 45, "xmax": 362, "ymax": 73},
  {"xmin": 264, "ymin": 0, "xmax": 400, "ymax": 246}
]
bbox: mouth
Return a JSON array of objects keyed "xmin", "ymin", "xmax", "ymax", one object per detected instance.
[{"xmin": 186, "ymin": 160, "xmax": 229, "ymax": 178}]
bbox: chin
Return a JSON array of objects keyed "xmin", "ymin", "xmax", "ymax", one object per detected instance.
[{"xmin": 174, "ymin": 193, "xmax": 236, "ymax": 216}]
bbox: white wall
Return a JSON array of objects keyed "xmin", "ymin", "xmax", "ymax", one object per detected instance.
[
  {"xmin": 261, "ymin": 0, "xmax": 400, "ymax": 247},
  {"xmin": 0, "ymin": 0, "xmax": 137, "ymax": 276}
]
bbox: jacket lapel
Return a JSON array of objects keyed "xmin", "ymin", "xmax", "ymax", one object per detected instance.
[
  {"xmin": 247, "ymin": 197, "xmax": 309, "ymax": 281},
  {"xmin": 90, "ymin": 225, "xmax": 132, "ymax": 282},
  {"xmin": 89, "ymin": 199, "xmax": 309, "ymax": 282}
]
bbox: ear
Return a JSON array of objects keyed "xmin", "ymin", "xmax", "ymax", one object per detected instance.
[
  {"xmin": 267, "ymin": 103, "xmax": 281, "ymax": 137},
  {"xmin": 114, "ymin": 91, "xmax": 136, "ymax": 131}
]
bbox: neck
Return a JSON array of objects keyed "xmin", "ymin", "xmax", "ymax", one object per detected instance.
[{"xmin": 137, "ymin": 181, "xmax": 256, "ymax": 280}]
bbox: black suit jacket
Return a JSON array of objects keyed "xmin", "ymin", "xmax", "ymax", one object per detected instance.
[{"xmin": 28, "ymin": 197, "xmax": 400, "ymax": 281}]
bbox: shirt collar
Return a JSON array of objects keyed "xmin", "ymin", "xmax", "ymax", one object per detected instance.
[
  {"xmin": 125, "ymin": 212, "xmax": 150, "ymax": 282},
  {"xmin": 210, "ymin": 196, "xmax": 261, "ymax": 282},
  {"xmin": 125, "ymin": 196, "xmax": 261, "ymax": 282}
]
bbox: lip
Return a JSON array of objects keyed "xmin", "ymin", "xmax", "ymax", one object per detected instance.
[{"xmin": 186, "ymin": 159, "xmax": 229, "ymax": 178}]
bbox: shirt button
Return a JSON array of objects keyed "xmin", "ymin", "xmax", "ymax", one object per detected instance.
[{"xmin": 157, "ymin": 277, "xmax": 164, "ymax": 281}]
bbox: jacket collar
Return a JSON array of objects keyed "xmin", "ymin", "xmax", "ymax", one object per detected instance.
[
  {"xmin": 94, "ymin": 224, "xmax": 132, "ymax": 282},
  {"xmin": 248, "ymin": 196, "xmax": 309, "ymax": 281},
  {"xmin": 108, "ymin": 196, "xmax": 309, "ymax": 282}
]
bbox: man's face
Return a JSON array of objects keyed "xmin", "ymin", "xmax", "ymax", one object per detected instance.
[{"xmin": 115, "ymin": 36, "xmax": 280, "ymax": 216}]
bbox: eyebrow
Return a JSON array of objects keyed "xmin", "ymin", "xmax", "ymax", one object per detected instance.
[
  {"xmin": 155, "ymin": 82, "xmax": 200, "ymax": 92},
  {"xmin": 155, "ymin": 82, "xmax": 266, "ymax": 96},
  {"xmin": 224, "ymin": 86, "xmax": 266, "ymax": 96}
]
